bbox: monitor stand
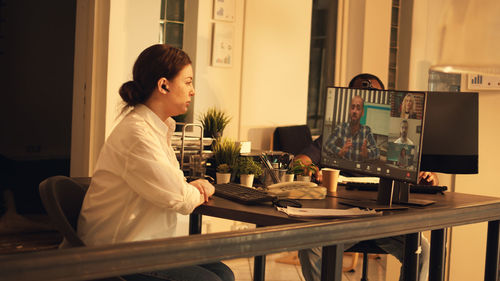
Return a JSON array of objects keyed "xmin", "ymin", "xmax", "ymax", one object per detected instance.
[
  {"xmin": 339, "ymin": 178, "xmax": 435, "ymax": 210},
  {"xmin": 338, "ymin": 177, "xmax": 408, "ymax": 211},
  {"xmin": 339, "ymin": 199, "xmax": 408, "ymax": 211},
  {"xmin": 377, "ymin": 178, "xmax": 435, "ymax": 207}
]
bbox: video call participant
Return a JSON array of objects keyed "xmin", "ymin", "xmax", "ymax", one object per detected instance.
[
  {"xmin": 295, "ymin": 74, "xmax": 434, "ymax": 281},
  {"xmin": 400, "ymin": 93, "xmax": 417, "ymax": 119},
  {"xmin": 394, "ymin": 119, "xmax": 414, "ymax": 145},
  {"xmin": 323, "ymin": 95, "xmax": 380, "ymax": 161},
  {"xmin": 77, "ymin": 44, "xmax": 234, "ymax": 281},
  {"xmin": 398, "ymin": 147, "xmax": 409, "ymax": 168}
]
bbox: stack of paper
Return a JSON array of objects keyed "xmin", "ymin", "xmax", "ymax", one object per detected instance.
[
  {"xmin": 338, "ymin": 175, "xmax": 380, "ymax": 184},
  {"xmin": 277, "ymin": 206, "xmax": 381, "ymax": 218}
]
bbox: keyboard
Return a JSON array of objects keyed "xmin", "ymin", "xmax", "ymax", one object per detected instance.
[
  {"xmin": 214, "ymin": 183, "xmax": 276, "ymax": 205},
  {"xmin": 410, "ymin": 184, "xmax": 448, "ymax": 194},
  {"xmin": 343, "ymin": 182, "xmax": 448, "ymax": 194}
]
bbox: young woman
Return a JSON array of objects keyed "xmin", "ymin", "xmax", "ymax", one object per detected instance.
[
  {"xmin": 77, "ymin": 44, "xmax": 234, "ymax": 281},
  {"xmin": 400, "ymin": 93, "xmax": 417, "ymax": 119}
]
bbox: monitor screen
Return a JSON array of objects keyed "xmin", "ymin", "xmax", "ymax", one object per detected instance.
[{"xmin": 320, "ymin": 87, "xmax": 426, "ymax": 184}]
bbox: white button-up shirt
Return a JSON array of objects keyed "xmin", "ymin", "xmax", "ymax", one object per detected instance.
[{"xmin": 77, "ymin": 105, "xmax": 201, "ymax": 246}]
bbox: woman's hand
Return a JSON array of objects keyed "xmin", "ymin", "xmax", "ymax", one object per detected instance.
[
  {"xmin": 190, "ymin": 179, "xmax": 215, "ymax": 203},
  {"xmin": 418, "ymin": 172, "xmax": 439, "ymax": 186}
]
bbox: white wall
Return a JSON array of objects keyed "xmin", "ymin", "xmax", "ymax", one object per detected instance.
[
  {"xmin": 106, "ymin": 0, "xmax": 161, "ymax": 136},
  {"xmin": 362, "ymin": 0, "xmax": 391, "ymax": 84},
  {"xmin": 184, "ymin": 0, "xmax": 245, "ymax": 140},
  {"xmin": 409, "ymin": 1, "xmax": 500, "ymax": 280},
  {"xmin": 337, "ymin": 0, "xmax": 391, "ymax": 88},
  {"xmin": 239, "ymin": 0, "xmax": 312, "ymax": 150}
]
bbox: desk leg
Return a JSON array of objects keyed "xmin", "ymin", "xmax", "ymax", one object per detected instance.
[
  {"xmin": 253, "ymin": 225, "xmax": 266, "ymax": 281},
  {"xmin": 254, "ymin": 255, "xmax": 266, "ymax": 281},
  {"xmin": 189, "ymin": 213, "xmax": 202, "ymax": 235},
  {"xmin": 403, "ymin": 233, "xmax": 420, "ymax": 281},
  {"xmin": 429, "ymin": 229, "xmax": 446, "ymax": 281},
  {"xmin": 484, "ymin": 220, "xmax": 500, "ymax": 281},
  {"xmin": 321, "ymin": 244, "xmax": 343, "ymax": 281}
]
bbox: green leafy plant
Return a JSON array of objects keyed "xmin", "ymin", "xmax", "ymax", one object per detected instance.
[
  {"xmin": 198, "ymin": 107, "xmax": 232, "ymax": 139},
  {"xmin": 216, "ymin": 163, "xmax": 231, "ymax": 173},
  {"xmin": 235, "ymin": 157, "xmax": 263, "ymax": 176},
  {"xmin": 212, "ymin": 138, "xmax": 241, "ymax": 170},
  {"xmin": 288, "ymin": 159, "xmax": 316, "ymax": 176}
]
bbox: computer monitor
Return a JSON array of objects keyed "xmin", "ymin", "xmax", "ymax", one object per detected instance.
[
  {"xmin": 320, "ymin": 87, "xmax": 430, "ymax": 208},
  {"xmin": 420, "ymin": 92, "xmax": 478, "ymax": 174}
]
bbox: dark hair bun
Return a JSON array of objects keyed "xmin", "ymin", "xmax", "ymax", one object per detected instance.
[
  {"xmin": 119, "ymin": 44, "xmax": 192, "ymax": 113},
  {"xmin": 119, "ymin": 81, "xmax": 144, "ymax": 106}
]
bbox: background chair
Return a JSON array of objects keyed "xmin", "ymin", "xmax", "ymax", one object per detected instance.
[{"xmin": 271, "ymin": 125, "xmax": 313, "ymax": 155}]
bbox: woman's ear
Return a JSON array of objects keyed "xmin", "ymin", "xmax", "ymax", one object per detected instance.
[{"xmin": 157, "ymin": 77, "xmax": 169, "ymax": 94}]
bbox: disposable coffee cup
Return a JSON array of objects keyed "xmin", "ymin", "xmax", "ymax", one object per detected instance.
[{"xmin": 322, "ymin": 168, "xmax": 340, "ymax": 196}]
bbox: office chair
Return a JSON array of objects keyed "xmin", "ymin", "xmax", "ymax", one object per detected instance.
[
  {"xmin": 345, "ymin": 240, "xmax": 387, "ymax": 281},
  {"xmin": 271, "ymin": 125, "xmax": 313, "ymax": 155},
  {"xmin": 39, "ymin": 175, "xmax": 87, "ymax": 247},
  {"xmin": 39, "ymin": 176, "xmax": 126, "ymax": 281}
]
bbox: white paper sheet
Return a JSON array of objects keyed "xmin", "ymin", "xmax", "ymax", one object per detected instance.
[{"xmin": 277, "ymin": 206, "xmax": 382, "ymax": 218}]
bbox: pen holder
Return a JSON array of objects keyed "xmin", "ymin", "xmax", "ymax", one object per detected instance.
[{"xmin": 261, "ymin": 168, "xmax": 287, "ymax": 187}]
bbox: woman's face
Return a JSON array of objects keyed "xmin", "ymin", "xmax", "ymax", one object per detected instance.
[
  {"xmin": 405, "ymin": 96, "xmax": 413, "ymax": 111},
  {"xmin": 166, "ymin": 64, "xmax": 195, "ymax": 116}
]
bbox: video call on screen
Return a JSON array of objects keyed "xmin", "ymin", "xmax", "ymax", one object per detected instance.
[{"xmin": 320, "ymin": 87, "xmax": 426, "ymax": 183}]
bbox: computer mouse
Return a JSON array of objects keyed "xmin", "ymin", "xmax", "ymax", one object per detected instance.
[{"xmin": 273, "ymin": 198, "xmax": 302, "ymax": 208}]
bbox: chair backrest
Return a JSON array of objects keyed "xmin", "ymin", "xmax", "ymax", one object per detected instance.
[
  {"xmin": 39, "ymin": 175, "xmax": 87, "ymax": 247},
  {"xmin": 272, "ymin": 125, "xmax": 313, "ymax": 155}
]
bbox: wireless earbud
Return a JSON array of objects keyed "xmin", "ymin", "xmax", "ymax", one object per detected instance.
[{"xmin": 162, "ymin": 85, "xmax": 170, "ymax": 92}]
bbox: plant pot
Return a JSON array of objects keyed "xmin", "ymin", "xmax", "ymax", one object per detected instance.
[
  {"xmin": 296, "ymin": 175, "xmax": 311, "ymax": 182},
  {"xmin": 282, "ymin": 173, "xmax": 295, "ymax": 182},
  {"xmin": 216, "ymin": 172, "xmax": 231, "ymax": 184},
  {"xmin": 239, "ymin": 174, "xmax": 255, "ymax": 187}
]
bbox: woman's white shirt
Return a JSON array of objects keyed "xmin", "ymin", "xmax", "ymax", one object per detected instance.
[{"xmin": 77, "ymin": 104, "xmax": 201, "ymax": 246}]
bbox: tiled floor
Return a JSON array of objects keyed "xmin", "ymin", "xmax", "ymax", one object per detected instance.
[{"xmin": 223, "ymin": 251, "xmax": 387, "ymax": 281}]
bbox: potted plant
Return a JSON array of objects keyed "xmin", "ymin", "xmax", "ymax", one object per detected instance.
[
  {"xmin": 235, "ymin": 157, "xmax": 263, "ymax": 187},
  {"xmin": 216, "ymin": 164, "xmax": 232, "ymax": 184},
  {"xmin": 198, "ymin": 107, "xmax": 232, "ymax": 140},
  {"xmin": 282, "ymin": 170, "xmax": 295, "ymax": 182},
  {"xmin": 289, "ymin": 159, "xmax": 316, "ymax": 182},
  {"xmin": 212, "ymin": 138, "xmax": 241, "ymax": 184}
]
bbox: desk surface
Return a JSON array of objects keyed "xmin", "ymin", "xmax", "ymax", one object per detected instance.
[
  {"xmin": 196, "ymin": 187, "xmax": 500, "ymax": 233},
  {"xmin": 195, "ymin": 187, "xmax": 500, "ymax": 281}
]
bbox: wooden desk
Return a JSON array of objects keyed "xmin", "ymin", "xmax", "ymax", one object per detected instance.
[{"xmin": 191, "ymin": 187, "xmax": 500, "ymax": 281}]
